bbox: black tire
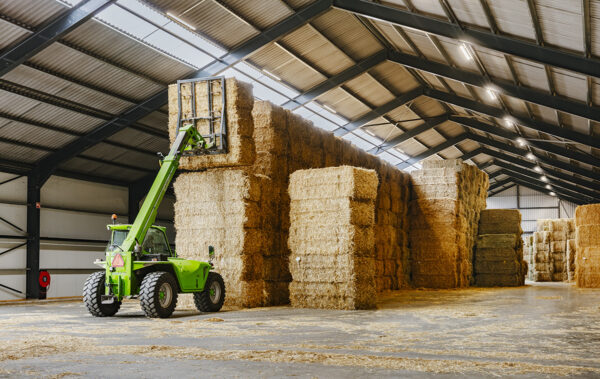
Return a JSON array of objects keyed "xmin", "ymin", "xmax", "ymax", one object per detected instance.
[
  {"xmin": 83, "ymin": 271, "xmax": 121, "ymax": 317},
  {"xmin": 139, "ymin": 271, "xmax": 178, "ymax": 318},
  {"xmin": 194, "ymin": 272, "xmax": 225, "ymax": 312}
]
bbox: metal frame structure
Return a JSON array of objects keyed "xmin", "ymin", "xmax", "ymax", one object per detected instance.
[{"xmin": 0, "ymin": 0, "xmax": 599, "ymax": 298}]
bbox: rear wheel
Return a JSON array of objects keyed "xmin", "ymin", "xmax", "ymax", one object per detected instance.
[
  {"xmin": 140, "ymin": 271, "xmax": 178, "ymax": 318},
  {"xmin": 83, "ymin": 271, "xmax": 121, "ymax": 317},
  {"xmin": 194, "ymin": 272, "xmax": 225, "ymax": 312}
]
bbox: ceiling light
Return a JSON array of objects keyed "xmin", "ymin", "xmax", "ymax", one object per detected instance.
[
  {"xmin": 323, "ymin": 104, "xmax": 337, "ymax": 114},
  {"xmin": 460, "ymin": 43, "xmax": 473, "ymax": 61},
  {"xmin": 486, "ymin": 87, "xmax": 497, "ymax": 101},
  {"xmin": 517, "ymin": 138, "xmax": 526, "ymax": 146},
  {"xmin": 534, "ymin": 166, "xmax": 542, "ymax": 172},
  {"xmin": 262, "ymin": 69, "xmax": 281, "ymax": 81},
  {"xmin": 526, "ymin": 153, "xmax": 535, "ymax": 160},
  {"xmin": 541, "ymin": 175, "xmax": 548, "ymax": 182},
  {"xmin": 166, "ymin": 12, "xmax": 196, "ymax": 30},
  {"xmin": 364, "ymin": 129, "xmax": 375, "ymax": 137},
  {"xmin": 545, "ymin": 184, "xmax": 552, "ymax": 190},
  {"xmin": 503, "ymin": 116, "xmax": 513, "ymax": 128},
  {"xmin": 549, "ymin": 191, "xmax": 556, "ymax": 196}
]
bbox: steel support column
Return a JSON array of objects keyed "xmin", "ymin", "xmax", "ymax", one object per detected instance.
[{"xmin": 26, "ymin": 173, "xmax": 41, "ymax": 299}]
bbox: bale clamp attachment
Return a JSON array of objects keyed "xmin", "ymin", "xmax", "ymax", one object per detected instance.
[{"xmin": 175, "ymin": 76, "xmax": 228, "ymax": 156}]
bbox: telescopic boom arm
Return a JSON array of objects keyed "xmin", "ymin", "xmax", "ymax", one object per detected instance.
[{"xmin": 118, "ymin": 124, "xmax": 209, "ymax": 253}]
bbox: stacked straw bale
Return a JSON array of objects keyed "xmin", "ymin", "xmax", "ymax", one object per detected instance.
[
  {"xmin": 473, "ymin": 210, "xmax": 526, "ymax": 286},
  {"xmin": 409, "ymin": 159, "xmax": 489, "ymax": 288},
  {"xmin": 533, "ymin": 219, "xmax": 574, "ymax": 281},
  {"xmin": 288, "ymin": 166, "xmax": 378, "ymax": 309},
  {"xmin": 168, "ymin": 78, "xmax": 255, "ymax": 169},
  {"xmin": 171, "ymin": 79, "xmax": 411, "ymax": 308},
  {"xmin": 574, "ymin": 204, "xmax": 600, "ymax": 288},
  {"xmin": 523, "ymin": 235, "xmax": 534, "ymax": 280},
  {"xmin": 530, "ymin": 231, "xmax": 552, "ymax": 281},
  {"xmin": 567, "ymin": 239, "xmax": 576, "ymax": 282}
]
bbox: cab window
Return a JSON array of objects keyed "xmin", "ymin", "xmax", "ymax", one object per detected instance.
[{"xmin": 142, "ymin": 228, "xmax": 170, "ymax": 255}]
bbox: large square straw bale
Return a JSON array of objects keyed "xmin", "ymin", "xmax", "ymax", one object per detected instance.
[{"xmin": 168, "ymin": 78, "xmax": 255, "ymax": 169}]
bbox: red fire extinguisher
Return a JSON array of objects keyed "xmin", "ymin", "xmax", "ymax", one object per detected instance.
[{"xmin": 39, "ymin": 270, "xmax": 51, "ymax": 299}]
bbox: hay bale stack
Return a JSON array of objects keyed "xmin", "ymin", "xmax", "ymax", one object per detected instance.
[
  {"xmin": 409, "ymin": 159, "xmax": 489, "ymax": 288},
  {"xmin": 523, "ymin": 235, "xmax": 534, "ymax": 280},
  {"xmin": 288, "ymin": 166, "xmax": 378, "ymax": 309},
  {"xmin": 567, "ymin": 239, "xmax": 576, "ymax": 282},
  {"xmin": 168, "ymin": 78, "xmax": 255, "ymax": 169},
  {"xmin": 531, "ymin": 231, "xmax": 552, "ymax": 281},
  {"xmin": 174, "ymin": 170, "xmax": 270, "ymax": 308},
  {"xmin": 574, "ymin": 204, "xmax": 600, "ymax": 288},
  {"xmin": 533, "ymin": 219, "xmax": 573, "ymax": 281},
  {"xmin": 171, "ymin": 79, "xmax": 411, "ymax": 308},
  {"xmin": 473, "ymin": 209, "xmax": 526, "ymax": 287}
]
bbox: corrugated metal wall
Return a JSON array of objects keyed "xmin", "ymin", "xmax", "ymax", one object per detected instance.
[
  {"xmin": 487, "ymin": 185, "xmax": 576, "ymax": 234},
  {"xmin": 0, "ymin": 171, "xmax": 175, "ymax": 301}
]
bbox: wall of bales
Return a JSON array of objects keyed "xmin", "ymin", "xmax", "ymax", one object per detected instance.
[
  {"xmin": 171, "ymin": 79, "xmax": 411, "ymax": 308},
  {"xmin": 574, "ymin": 204, "xmax": 600, "ymax": 287}
]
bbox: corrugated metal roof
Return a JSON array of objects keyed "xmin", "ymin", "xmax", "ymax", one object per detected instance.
[
  {"xmin": 28, "ymin": 43, "xmax": 164, "ymax": 101},
  {"xmin": 0, "ymin": 19, "xmax": 29, "ymax": 50},
  {"xmin": 62, "ymin": 19, "xmax": 194, "ymax": 83},
  {"xmin": 0, "ymin": 0, "xmax": 65, "ymax": 28},
  {"xmin": 0, "ymin": 0, "xmax": 597, "ymax": 195}
]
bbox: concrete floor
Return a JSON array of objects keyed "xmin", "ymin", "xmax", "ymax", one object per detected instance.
[{"xmin": 1, "ymin": 282, "xmax": 599, "ymax": 378}]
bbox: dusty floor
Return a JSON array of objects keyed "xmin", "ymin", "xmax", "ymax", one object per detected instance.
[{"xmin": 0, "ymin": 282, "xmax": 599, "ymax": 378}]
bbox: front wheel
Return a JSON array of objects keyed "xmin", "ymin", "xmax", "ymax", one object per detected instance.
[
  {"xmin": 139, "ymin": 272, "xmax": 178, "ymax": 318},
  {"xmin": 83, "ymin": 271, "xmax": 121, "ymax": 317},
  {"xmin": 194, "ymin": 272, "xmax": 225, "ymax": 312}
]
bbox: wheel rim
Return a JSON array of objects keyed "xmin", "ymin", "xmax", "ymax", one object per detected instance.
[
  {"xmin": 158, "ymin": 282, "xmax": 172, "ymax": 308},
  {"xmin": 209, "ymin": 281, "xmax": 221, "ymax": 304}
]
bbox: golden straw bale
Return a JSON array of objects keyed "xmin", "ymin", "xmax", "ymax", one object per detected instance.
[
  {"xmin": 575, "ymin": 204, "xmax": 600, "ymax": 226},
  {"xmin": 168, "ymin": 78, "xmax": 256, "ymax": 169}
]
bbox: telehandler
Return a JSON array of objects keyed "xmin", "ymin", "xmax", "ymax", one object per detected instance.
[{"xmin": 84, "ymin": 77, "xmax": 228, "ymax": 318}]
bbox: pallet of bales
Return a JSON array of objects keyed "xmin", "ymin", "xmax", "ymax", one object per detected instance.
[
  {"xmin": 171, "ymin": 78, "xmax": 411, "ymax": 308},
  {"xmin": 288, "ymin": 166, "xmax": 378, "ymax": 309},
  {"xmin": 574, "ymin": 204, "xmax": 600, "ymax": 288},
  {"xmin": 409, "ymin": 159, "xmax": 489, "ymax": 288},
  {"xmin": 473, "ymin": 209, "xmax": 526, "ymax": 287}
]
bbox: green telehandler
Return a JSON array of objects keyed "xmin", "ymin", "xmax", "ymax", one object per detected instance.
[{"xmin": 83, "ymin": 77, "xmax": 228, "ymax": 318}]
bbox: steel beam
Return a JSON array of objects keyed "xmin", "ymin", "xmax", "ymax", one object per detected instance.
[
  {"xmin": 387, "ymin": 50, "xmax": 600, "ymax": 123},
  {"xmin": 493, "ymin": 160, "xmax": 600, "ymax": 202},
  {"xmin": 460, "ymin": 147, "xmax": 483, "ymax": 162},
  {"xmin": 397, "ymin": 133, "xmax": 466, "ymax": 169},
  {"xmin": 26, "ymin": 173, "xmax": 40, "ymax": 299},
  {"xmin": 367, "ymin": 114, "xmax": 448, "ymax": 153},
  {"xmin": 0, "ymin": 0, "xmax": 115, "ymax": 77},
  {"xmin": 488, "ymin": 177, "xmax": 512, "ymax": 192},
  {"xmin": 503, "ymin": 169, "xmax": 587, "ymax": 204},
  {"xmin": 334, "ymin": 87, "xmax": 423, "ymax": 136},
  {"xmin": 451, "ymin": 116, "xmax": 600, "ymax": 167},
  {"xmin": 478, "ymin": 146, "xmax": 600, "ymax": 196},
  {"xmin": 282, "ymin": 50, "xmax": 387, "ymax": 110},
  {"xmin": 468, "ymin": 133, "xmax": 600, "ymax": 183},
  {"xmin": 333, "ymin": 0, "xmax": 600, "ymax": 78},
  {"xmin": 489, "ymin": 182, "xmax": 516, "ymax": 197},
  {"xmin": 511, "ymin": 178, "xmax": 583, "ymax": 204},
  {"xmin": 29, "ymin": 0, "xmax": 332, "ymax": 187},
  {"xmin": 426, "ymin": 88, "xmax": 600, "ymax": 148}
]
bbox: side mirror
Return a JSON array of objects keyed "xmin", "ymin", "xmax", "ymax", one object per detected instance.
[{"xmin": 208, "ymin": 245, "xmax": 214, "ymax": 258}]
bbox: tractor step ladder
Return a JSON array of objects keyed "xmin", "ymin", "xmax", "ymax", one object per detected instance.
[{"xmin": 176, "ymin": 76, "xmax": 227, "ymax": 155}]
